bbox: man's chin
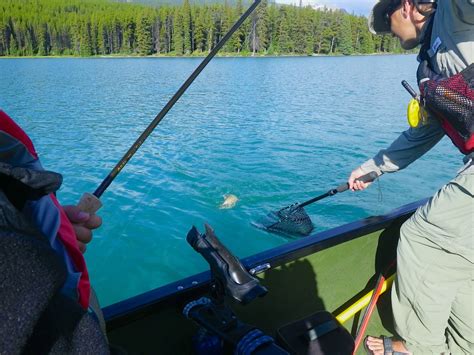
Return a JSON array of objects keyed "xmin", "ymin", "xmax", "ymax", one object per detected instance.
[{"xmin": 401, "ymin": 39, "xmax": 420, "ymax": 50}]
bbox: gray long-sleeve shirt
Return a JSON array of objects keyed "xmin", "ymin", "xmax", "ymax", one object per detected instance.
[{"xmin": 360, "ymin": 0, "xmax": 474, "ymax": 176}]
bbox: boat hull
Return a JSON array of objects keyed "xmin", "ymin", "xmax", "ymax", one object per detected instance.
[{"xmin": 104, "ymin": 200, "xmax": 426, "ymax": 354}]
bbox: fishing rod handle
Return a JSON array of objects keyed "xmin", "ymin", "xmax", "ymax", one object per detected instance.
[
  {"xmin": 336, "ymin": 171, "xmax": 379, "ymax": 193},
  {"xmin": 401, "ymin": 80, "xmax": 418, "ymax": 99},
  {"xmin": 77, "ymin": 192, "xmax": 102, "ymax": 214}
]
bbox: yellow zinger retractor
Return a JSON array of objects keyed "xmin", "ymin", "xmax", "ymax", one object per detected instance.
[
  {"xmin": 407, "ymin": 98, "xmax": 421, "ymax": 127},
  {"xmin": 402, "ymin": 80, "xmax": 428, "ymax": 128},
  {"xmin": 406, "ymin": 98, "xmax": 427, "ymax": 128}
]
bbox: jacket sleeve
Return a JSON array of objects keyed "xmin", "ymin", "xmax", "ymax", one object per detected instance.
[
  {"xmin": 0, "ymin": 110, "xmax": 91, "ymax": 309},
  {"xmin": 359, "ymin": 118, "xmax": 445, "ymax": 175},
  {"xmin": 453, "ymin": 0, "xmax": 474, "ymax": 25}
]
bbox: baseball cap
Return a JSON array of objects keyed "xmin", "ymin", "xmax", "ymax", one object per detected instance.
[{"xmin": 368, "ymin": 0, "xmax": 437, "ymax": 35}]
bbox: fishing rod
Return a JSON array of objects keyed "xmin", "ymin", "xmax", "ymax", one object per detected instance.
[{"xmin": 78, "ymin": 0, "xmax": 262, "ymax": 213}]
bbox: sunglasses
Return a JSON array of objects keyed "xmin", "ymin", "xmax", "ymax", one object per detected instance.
[{"xmin": 384, "ymin": 0, "xmax": 402, "ymax": 27}]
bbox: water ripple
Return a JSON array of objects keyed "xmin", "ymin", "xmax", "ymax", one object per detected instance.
[{"xmin": 0, "ymin": 56, "xmax": 460, "ymax": 306}]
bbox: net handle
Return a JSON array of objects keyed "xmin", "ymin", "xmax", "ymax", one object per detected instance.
[{"xmin": 299, "ymin": 171, "xmax": 378, "ymax": 209}]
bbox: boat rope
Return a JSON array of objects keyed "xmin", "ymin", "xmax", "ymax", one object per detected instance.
[
  {"xmin": 182, "ymin": 297, "xmax": 211, "ymax": 319},
  {"xmin": 235, "ymin": 329, "xmax": 274, "ymax": 355}
]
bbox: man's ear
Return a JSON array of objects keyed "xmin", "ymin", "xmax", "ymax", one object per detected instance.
[{"xmin": 401, "ymin": 0, "xmax": 413, "ymax": 18}]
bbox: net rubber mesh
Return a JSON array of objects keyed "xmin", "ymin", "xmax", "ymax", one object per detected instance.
[{"xmin": 254, "ymin": 203, "xmax": 314, "ymax": 236}]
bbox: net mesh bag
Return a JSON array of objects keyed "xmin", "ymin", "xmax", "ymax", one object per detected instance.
[
  {"xmin": 422, "ymin": 64, "xmax": 474, "ymax": 149},
  {"xmin": 255, "ymin": 203, "xmax": 314, "ymax": 236}
]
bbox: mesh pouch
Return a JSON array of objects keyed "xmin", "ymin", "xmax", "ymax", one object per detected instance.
[
  {"xmin": 257, "ymin": 203, "xmax": 314, "ymax": 237},
  {"xmin": 421, "ymin": 63, "xmax": 474, "ymax": 153}
]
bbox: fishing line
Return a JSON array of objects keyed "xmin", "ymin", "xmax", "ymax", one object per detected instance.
[
  {"xmin": 376, "ymin": 179, "xmax": 383, "ymax": 203},
  {"xmin": 78, "ymin": 0, "xmax": 263, "ymax": 213},
  {"xmin": 119, "ymin": 179, "xmax": 158, "ymax": 238}
]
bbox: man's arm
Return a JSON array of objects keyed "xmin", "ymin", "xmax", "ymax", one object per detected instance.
[
  {"xmin": 349, "ymin": 118, "xmax": 445, "ymax": 190},
  {"xmin": 360, "ymin": 118, "xmax": 445, "ymax": 175},
  {"xmin": 453, "ymin": 0, "xmax": 474, "ymax": 25}
]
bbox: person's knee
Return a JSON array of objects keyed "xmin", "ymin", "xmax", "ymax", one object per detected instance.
[
  {"xmin": 447, "ymin": 323, "xmax": 474, "ymax": 354},
  {"xmin": 397, "ymin": 219, "xmax": 420, "ymax": 261},
  {"xmin": 399, "ymin": 220, "xmax": 411, "ymax": 241},
  {"xmin": 399, "ymin": 211, "xmax": 424, "ymax": 239},
  {"xmin": 397, "ymin": 212, "xmax": 430, "ymax": 257}
]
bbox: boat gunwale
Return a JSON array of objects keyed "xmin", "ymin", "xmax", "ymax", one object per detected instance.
[{"xmin": 103, "ymin": 198, "xmax": 427, "ymax": 329}]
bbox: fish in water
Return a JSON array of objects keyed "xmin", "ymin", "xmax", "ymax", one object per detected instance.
[{"xmin": 219, "ymin": 194, "xmax": 239, "ymax": 209}]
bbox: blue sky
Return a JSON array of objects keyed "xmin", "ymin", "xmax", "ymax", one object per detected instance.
[{"xmin": 275, "ymin": 0, "xmax": 376, "ymax": 16}]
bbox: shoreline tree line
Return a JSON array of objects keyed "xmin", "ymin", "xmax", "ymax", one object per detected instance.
[{"xmin": 0, "ymin": 0, "xmax": 404, "ymax": 57}]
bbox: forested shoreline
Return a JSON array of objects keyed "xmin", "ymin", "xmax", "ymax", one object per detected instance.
[{"xmin": 0, "ymin": 0, "xmax": 404, "ymax": 57}]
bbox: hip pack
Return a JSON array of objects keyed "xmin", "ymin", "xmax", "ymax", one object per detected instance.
[{"xmin": 420, "ymin": 63, "xmax": 474, "ymax": 154}]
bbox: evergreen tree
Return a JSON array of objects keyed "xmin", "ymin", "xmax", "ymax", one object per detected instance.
[
  {"xmin": 9, "ymin": 32, "xmax": 18, "ymax": 56},
  {"xmin": 319, "ymin": 13, "xmax": 335, "ymax": 54},
  {"xmin": 182, "ymin": 0, "xmax": 192, "ymax": 54},
  {"xmin": 380, "ymin": 34, "xmax": 391, "ymax": 52},
  {"xmin": 165, "ymin": 10, "xmax": 173, "ymax": 53},
  {"xmin": 359, "ymin": 22, "xmax": 374, "ymax": 54},
  {"xmin": 123, "ymin": 17, "xmax": 136, "ymax": 53},
  {"xmin": 221, "ymin": 0, "xmax": 233, "ymax": 53},
  {"xmin": 79, "ymin": 21, "xmax": 93, "ymax": 56},
  {"xmin": 137, "ymin": 15, "xmax": 153, "ymax": 55},
  {"xmin": 313, "ymin": 10, "xmax": 325, "ymax": 54},
  {"xmin": 173, "ymin": 7, "xmax": 184, "ymax": 54},
  {"xmin": 292, "ymin": 5, "xmax": 305, "ymax": 53},
  {"xmin": 277, "ymin": 7, "xmax": 292, "ymax": 53},
  {"xmin": 303, "ymin": 9, "xmax": 314, "ymax": 55},
  {"xmin": 37, "ymin": 23, "xmax": 49, "ymax": 56},
  {"xmin": 0, "ymin": 21, "xmax": 7, "ymax": 56},
  {"xmin": 193, "ymin": 7, "xmax": 206, "ymax": 53},
  {"xmin": 97, "ymin": 18, "xmax": 107, "ymax": 55},
  {"xmin": 206, "ymin": 6, "xmax": 216, "ymax": 53},
  {"xmin": 152, "ymin": 16, "xmax": 161, "ymax": 54},
  {"xmin": 255, "ymin": 0, "xmax": 269, "ymax": 53},
  {"xmin": 91, "ymin": 16, "xmax": 99, "ymax": 55},
  {"xmin": 338, "ymin": 14, "xmax": 353, "ymax": 55},
  {"xmin": 233, "ymin": 0, "xmax": 246, "ymax": 53},
  {"xmin": 265, "ymin": 3, "xmax": 278, "ymax": 54},
  {"xmin": 0, "ymin": 0, "xmax": 405, "ymax": 57}
]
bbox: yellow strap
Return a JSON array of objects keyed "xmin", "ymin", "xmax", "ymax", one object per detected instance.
[{"xmin": 335, "ymin": 274, "xmax": 395, "ymax": 324}]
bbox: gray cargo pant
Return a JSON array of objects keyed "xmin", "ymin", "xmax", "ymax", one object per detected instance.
[{"xmin": 392, "ymin": 161, "xmax": 474, "ymax": 354}]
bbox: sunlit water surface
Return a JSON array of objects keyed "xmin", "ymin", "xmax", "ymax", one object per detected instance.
[{"xmin": 0, "ymin": 56, "xmax": 460, "ymax": 305}]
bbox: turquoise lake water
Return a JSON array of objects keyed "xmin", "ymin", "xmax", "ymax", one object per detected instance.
[{"xmin": 0, "ymin": 56, "xmax": 461, "ymax": 306}]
